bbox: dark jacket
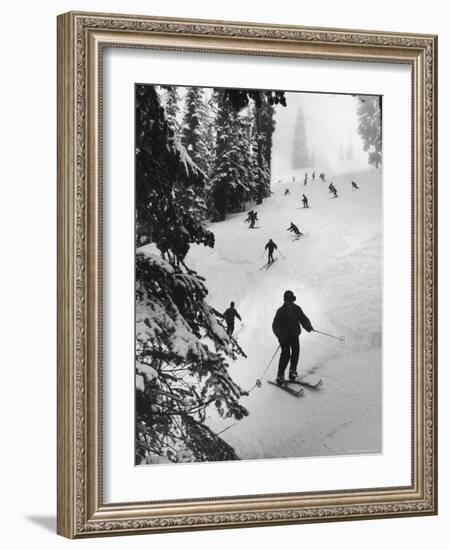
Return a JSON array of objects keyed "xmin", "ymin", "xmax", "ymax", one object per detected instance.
[
  {"xmin": 272, "ymin": 302, "xmax": 313, "ymax": 341},
  {"xmin": 223, "ymin": 307, "xmax": 241, "ymax": 324},
  {"xmin": 288, "ymin": 223, "xmax": 300, "ymax": 233},
  {"xmin": 265, "ymin": 240, "xmax": 277, "ymax": 252}
]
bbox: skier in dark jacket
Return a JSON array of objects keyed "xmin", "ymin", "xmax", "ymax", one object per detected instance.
[
  {"xmin": 272, "ymin": 290, "xmax": 313, "ymax": 384},
  {"xmin": 312, "ymin": 171, "xmax": 316, "ymax": 180},
  {"xmin": 287, "ymin": 222, "xmax": 303, "ymax": 237},
  {"xmin": 284, "ymin": 188, "xmax": 290, "ymax": 196},
  {"xmin": 223, "ymin": 301, "xmax": 242, "ymax": 336},
  {"xmin": 351, "ymin": 180, "xmax": 360, "ymax": 190},
  {"xmin": 245, "ymin": 210, "xmax": 254, "ymax": 223},
  {"xmin": 247, "ymin": 211, "xmax": 258, "ymax": 228},
  {"xmin": 265, "ymin": 239, "xmax": 278, "ymax": 264},
  {"xmin": 302, "ymin": 194, "xmax": 309, "ymax": 208}
]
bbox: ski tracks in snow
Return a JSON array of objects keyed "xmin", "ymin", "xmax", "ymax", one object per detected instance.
[{"xmin": 188, "ymin": 170, "xmax": 382, "ymax": 460}]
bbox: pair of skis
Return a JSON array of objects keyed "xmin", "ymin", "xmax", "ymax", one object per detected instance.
[
  {"xmin": 259, "ymin": 258, "xmax": 278, "ymax": 271},
  {"xmin": 268, "ymin": 375, "xmax": 323, "ymax": 398}
]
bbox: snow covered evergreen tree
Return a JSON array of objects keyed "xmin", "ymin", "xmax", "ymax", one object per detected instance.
[
  {"xmin": 292, "ymin": 106, "xmax": 310, "ymax": 169},
  {"xmin": 250, "ymin": 98, "xmax": 275, "ymax": 204},
  {"xmin": 181, "ymin": 87, "xmax": 210, "ymax": 175},
  {"xmin": 163, "ymin": 86, "xmax": 182, "ymax": 136},
  {"xmin": 357, "ymin": 96, "xmax": 382, "ymax": 168},
  {"xmin": 209, "ymin": 91, "xmax": 277, "ymax": 219},
  {"xmin": 201, "ymin": 92, "xmax": 218, "ymax": 178},
  {"xmin": 135, "ymin": 84, "xmax": 248, "ymax": 465},
  {"xmin": 209, "ymin": 91, "xmax": 253, "ymax": 220}
]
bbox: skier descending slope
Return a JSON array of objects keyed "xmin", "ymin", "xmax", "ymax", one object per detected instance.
[
  {"xmin": 244, "ymin": 209, "xmax": 254, "ymax": 222},
  {"xmin": 264, "ymin": 238, "xmax": 278, "ymax": 264},
  {"xmin": 302, "ymin": 194, "xmax": 309, "ymax": 208},
  {"xmin": 287, "ymin": 222, "xmax": 303, "ymax": 237},
  {"xmin": 272, "ymin": 290, "xmax": 314, "ymax": 385},
  {"xmin": 222, "ymin": 301, "xmax": 242, "ymax": 336},
  {"xmin": 352, "ymin": 180, "xmax": 360, "ymax": 190},
  {"xmin": 247, "ymin": 211, "xmax": 259, "ymax": 228}
]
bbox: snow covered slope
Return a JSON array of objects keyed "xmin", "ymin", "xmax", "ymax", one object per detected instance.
[{"xmin": 187, "ymin": 169, "xmax": 382, "ymax": 460}]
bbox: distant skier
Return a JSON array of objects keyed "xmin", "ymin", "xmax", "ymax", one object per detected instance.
[
  {"xmin": 312, "ymin": 171, "xmax": 316, "ymax": 180},
  {"xmin": 265, "ymin": 239, "xmax": 278, "ymax": 264},
  {"xmin": 331, "ymin": 186, "xmax": 338, "ymax": 198},
  {"xmin": 272, "ymin": 290, "xmax": 314, "ymax": 385},
  {"xmin": 247, "ymin": 211, "xmax": 258, "ymax": 228},
  {"xmin": 303, "ymin": 173, "xmax": 308, "ymax": 185},
  {"xmin": 287, "ymin": 222, "xmax": 303, "ymax": 237},
  {"xmin": 292, "ymin": 176, "xmax": 296, "ymax": 183},
  {"xmin": 320, "ymin": 172, "xmax": 326, "ymax": 182},
  {"xmin": 302, "ymin": 194, "xmax": 309, "ymax": 208},
  {"xmin": 351, "ymin": 180, "xmax": 360, "ymax": 190},
  {"xmin": 245, "ymin": 210, "xmax": 254, "ymax": 222},
  {"xmin": 223, "ymin": 301, "xmax": 242, "ymax": 336},
  {"xmin": 328, "ymin": 182, "xmax": 336, "ymax": 194},
  {"xmin": 284, "ymin": 188, "xmax": 290, "ymax": 196}
]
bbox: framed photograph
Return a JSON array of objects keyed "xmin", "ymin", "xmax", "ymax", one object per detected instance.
[{"xmin": 57, "ymin": 11, "xmax": 438, "ymax": 538}]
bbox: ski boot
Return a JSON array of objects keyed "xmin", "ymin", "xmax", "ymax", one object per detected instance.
[
  {"xmin": 276, "ymin": 376, "xmax": 285, "ymax": 386},
  {"xmin": 289, "ymin": 372, "xmax": 300, "ymax": 383}
]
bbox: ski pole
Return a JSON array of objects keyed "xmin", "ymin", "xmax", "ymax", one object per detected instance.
[
  {"xmin": 313, "ymin": 329, "xmax": 345, "ymax": 343},
  {"xmin": 261, "ymin": 249, "xmax": 266, "ymax": 260},
  {"xmin": 278, "ymin": 249, "xmax": 286, "ymax": 260},
  {"xmin": 252, "ymin": 345, "xmax": 280, "ymax": 390}
]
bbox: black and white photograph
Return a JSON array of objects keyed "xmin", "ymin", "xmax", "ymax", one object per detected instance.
[{"xmin": 135, "ymin": 83, "xmax": 382, "ymax": 466}]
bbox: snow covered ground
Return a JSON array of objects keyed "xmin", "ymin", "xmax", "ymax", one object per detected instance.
[{"xmin": 187, "ymin": 168, "xmax": 382, "ymax": 461}]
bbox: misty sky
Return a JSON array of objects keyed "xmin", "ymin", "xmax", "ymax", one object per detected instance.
[
  {"xmin": 155, "ymin": 85, "xmax": 372, "ymax": 181},
  {"xmin": 272, "ymin": 91, "xmax": 368, "ymax": 180}
]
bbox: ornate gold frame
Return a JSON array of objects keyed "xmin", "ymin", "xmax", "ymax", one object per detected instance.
[{"xmin": 57, "ymin": 11, "xmax": 438, "ymax": 538}]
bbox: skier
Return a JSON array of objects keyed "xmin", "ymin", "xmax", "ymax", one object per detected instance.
[
  {"xmin": 247, "ymin": 211, "xmax": 258, "ymax": 228},
  {"xmin": 351, "ymin": 180, "xmax": 360, "ymax": 190},
  {"xmin": 319, "ymin": 172, "xmax": 326, "ymax": 182},
  {"xmin": 284, "ymin": 188, "xmax": 290, "ymax": 196},
  {"xmin": 272, "ymin": 290, "xmax": 314, "ymax": 385},
  {"xmin": 287, "ymin": 222, "xmax": 303, "ymax": 237},
  {"xmin": 223, "ymin": 301, "xmax": 242, "ymax": 336},
  {"xmin": 303, "ymin": 172, "xmax": 308, "ymax": 185},
  {"xmin": 302, "ymin": 194, "xmax": 309, "ymax": 208},
  {"xmin": 264, "ymin": 239, "xmax": 278, "ymax": 264},
  {"xmin": 244, "ymin": 210, "xmax": 254, "ymax": 223},
  {"xmin": 312, "ymin": 171, "xmax": 316, "ymax": 180},
  {"xmin": 303, "ymin": 177, "xmax": 308, "ymax": 186},
  {"xmin": 328, "ymin": 182, "xmax": 335, "ymax": 194},
  {"xmin": 331, "ymin": 186, "xmax": 338, "ymax": 198}
]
